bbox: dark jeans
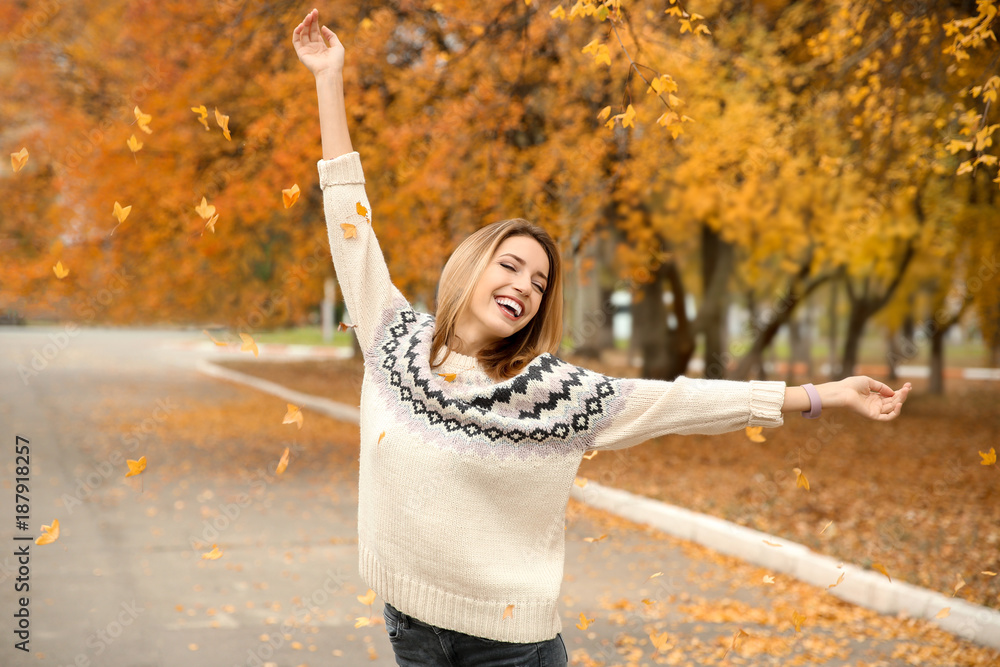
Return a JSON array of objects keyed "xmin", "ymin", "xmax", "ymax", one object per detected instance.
[{"xmin": 383, "ymin": 602, "xmax": 569, "ymax": 667}]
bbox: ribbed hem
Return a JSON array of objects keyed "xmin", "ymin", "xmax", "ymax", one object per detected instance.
[
  {"xmin": 317, "ymin": 151, "xmax": 365, "ymax": 188},
  {"xmin": 358, "ymin": 541, "xmax": 561, "ymax": 643},
  {"xmin": 748, "ymin": 380, "xmax": 786, "ymax": 427}
]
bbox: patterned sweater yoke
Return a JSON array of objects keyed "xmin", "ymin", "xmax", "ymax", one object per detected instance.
[{"xmin": 317, "ymin": 151, "xmax": 787, "ymax": 643}]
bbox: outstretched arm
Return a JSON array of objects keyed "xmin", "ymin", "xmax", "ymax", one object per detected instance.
[
  {"xmin": 293, "ymin": 9, "xmax": 409, "ymax": 357},
  {"xmin": 782, "ymin": 377, "xmax": 912, "ymax": 421}
]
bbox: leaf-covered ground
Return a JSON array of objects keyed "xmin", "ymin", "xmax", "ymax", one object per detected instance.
[{"xmin": 214, "ymin": 351, "xmax": 1000, "ymax": 615}]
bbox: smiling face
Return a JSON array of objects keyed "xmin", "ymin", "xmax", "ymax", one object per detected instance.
[{"xmin": 450, "ymin": 235, "xmax": 551, "ymax": 357}]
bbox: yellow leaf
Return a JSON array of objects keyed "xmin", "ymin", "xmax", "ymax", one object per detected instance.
[
  {"xmin": 650, "ymin": 631, "xmax": 671, "ymax": 652},
  {"xmin": 680, "ymin": 18, "xmax": 692, "ymax": 33},
  {"xmin": 377, "ymin": 431, "xmax": 386, "ymax": 447},
  {"xmin": 936, "ymin": 607, "xmax": 950, "ymax": 618},
  {"xmin": 597, "ymin": 105, "xmax": 611, "ymax": 121},
  {"xmin": 502, "ymin": 604, "xmax": 514, "ymax": 619},
  {"xmin": 357, "ymin": 589, "xmax": 377, "ymax": 605},
  {"xmin": 437, "ymin": 372, "xmax": 457, "ymax": 382},
  {"xmin": 792, "ymin": 610, "xmax": 806, "ymax": 632},
  {"xmin": 11, "ymin": 147, "xmax": 29, "ymax": 172},
  {"xmin": 621, "ymin": 104, "xmax": 636, "ymax": 128},
  {"xmin": 195, "ymin": 196, "xmax": 216, "ymax": 221},
  {"xmin": 356, "ymin": 201, "xmax": 368, "ymax": 217},
  {"xmin": 36, "ymin": 519, "xmax": 60, "ymax": 545},
  {"xmin": 282, "ymin": 184, "xmax": 300, "ymax": 208},
  {"xmin": 354, "ymin": 616, "xmax": 372, "ymax": 627},
  {"xmin": 341, "ymin": 222, "xmax": 357, "ymax": 238},
  {"xmin": 583, "ymin": 534, "xmax": 607, "ymax": 543},
  {"xmin": 127, "ymin": 134, "xmax": 143, "ymax": 153},
  {"xmin": 113, "ymin": 201, "xmax": 132, "ymax": 224},
  {"xmin": 582, "ymin": 450, "xmax": 598, "ymax": 460},
  {"xmin": 205, "ymin": 214, "xmax": 219, "ymax": 233},
  {"xmin": 745, "ymin": 426, "xmax": 766, "ymax": 442},
  {"xmin": 239, "ymin": 332, "xmax": 259, "ymax": 358},
  {"xmin": 872, "ymin": 563, "xmax": 892, "ymax": 582},
  {"xmin": 982, "ymin": 571, "xmax": 998, "ymax": 577},
  {"xmin": 647, "ymin": 572, "xmax": 663, "ymax": 580},
  {"xmin": 828, "ymin": 572, "xmax": 845, "ymax": 588},
  {"xmin": 820, "ymin": 520, "xmax": 833, "ymax": 534},
  {"xmin": 52, "ymin": 261, "xmax": 69, "ymax": 279},
  {"xmin": 214, "ymin": 107, "xmax": 231, "ymax": 141},
  {"xmin": 203, "ymin": 330, "xmax": 229, "ymax": 346},
  {"xmin": 550, "ymin": 5, "xmax": 566, "ymax": 19},
  {"xmin": 723, "ymin": 629, "xmax": 750, "ymax": 659},
  {"xmin": 275, "ymin": 447, "xmax": 290, "ymax": 475},
  {"xmin": 573, "ymin": 476, "xmax": 588, "ymax": 488},
  {"xmin": 202, "ymin": 544, "xmax": 222, "ymax": 560},
  {"xmin": 793, "ymin": 467, "xmax": 810, "ymax": 491},
  {"xmin": 134, "ymin": 105, "xmax": 152, "ymax": 134},
  {"xmin": 695, "ymin": 24, "xmax": 711, "ymax": 35},
  {"xmin": 762, "ymin": 575, "xmax": 775, "ymax": 584},
  {"xmin": 283, "ymin": 403, "xmax": 304, "ymax": 429},
  {"xmin": 763, "ymin": 539, "xmax": 782, "ymax": 547},
  {"xmin": 953, "ymin": 574, "xmax": 966, "ymax": 595},
  {"xmin": 125, "ymin": 455, "xmax": 147, "ymax": 478},
  {"xmin": 191, "ymin": 105, "xmax": 210, "ymax": 130},
  {"xmin": 575, "ymin": 612, "xmax": 595, "ymax": 630},
  {"xmin": 979, "ymin": 447, "xmax": 996, "ymax": 465}
]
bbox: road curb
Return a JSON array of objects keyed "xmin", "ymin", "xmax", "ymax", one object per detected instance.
[{"xmin": 195, "ymin": 357, "xmax": 1000, "ymax": 651}]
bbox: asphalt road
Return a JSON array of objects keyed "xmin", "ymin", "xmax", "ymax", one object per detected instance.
[{"xmin": 1, "ymin": 326, "xmax": 994, "ymax": 667}]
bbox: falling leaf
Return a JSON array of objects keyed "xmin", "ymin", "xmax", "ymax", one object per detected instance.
[
  {"xmin": 650, "ymin": 631, "xmax": 672, "ymax": 653},
  {"xmin": 356, "ymin": 201, "xmax": 368, "ymax": 217},
  {"xmin": 745, "ymin": 426, "xmax": 766, "ymax": 442},
  {"xmin": 195, "ymin": 196, "xmax": 216, "ymax": 221},
  {"xmin": 762, "ymin": 575, "xmax": 775, "ymax": 584},
  {"xmin": 191, "ymin": 105, "xmax": 210, "ymax": 130},
  {"xmin": 437, "ymin": 372, "xmax": 457, "ymax": 382},
  {"xmin": 872, "ymin": 563, "xmax": 892, "ymax": 582},
  {"xmin": 214, "ymin": 107, "xmax": 231, "ymax": 140},
  {"xmin": 202, "ymin": 544, "xmax": 222, "ymax": 560},
  {"xmin": 936, "ymin": 607, "xmax": 951, "ymax": 618},
  {"xmin": 583, "ymin": 534, "xmax": 607, "ymax": 543},
  {"xmin": 597, "ymin": 106, "xmax": 611, "ymax": 121},
  {"xmin": 283, "ymin": 403, "xmax": 304, "ymax": 429},
  {"xmin": 982, "ymin": 571, "xmax": 997, "ymax": 577},
  {"xmin": 582, "ymin": 450, "xmax": 598, "ymax": 460},
  {"xmin": 127, "ymin": 134, "xmax": 143, "ymax": 153},
  {"xmin": 203, "ymin": 330, "xmax": 229, "ymax": 346},
  {"xmin": 723, "ymin": 629, "xmax": 750, "ymax": 659},
  {"xmin": 52, "ymin": 261, "xmax": 69, "ymax": 279},
  {"xmin": 113, "ymin": 201, "xmax": 132, "ymax": 224},
  {"xmin": 646, "ymin": 572, "xmax": 663, "ymax": 581},
  {"xmin": 573, "ymin": 476, "xmax": 588, "ymax": 488},
  {"xmin": 641, "ymin": 598, "xmax": 655, "ymax": 606},
  {"xmin": 953, "ymin": 574, "xmax": 966, "ymax": 596},
  {"xmin": 357, "ymin": 589, "xmax": 376, "ymax": 605},
  {"xmin": 340, "ymin": 222, "xmax": 357, "ymax": 238},
  {"xmin": 793, "ymin": 467, "xmax": 810, "ymax": 490},
  {"xmin": 204, "ymin": 214, "xmax": 219, "ymax": 234},
  {"xmin": 125, "ymin": 456, "xmax": 147, "ymax": 478},
  {"xmin": 820, "ymin": 520, "xmax": 833, "ymax": 534},
  {"xmin": 763, "ymin": 539, "xmax": 782, "ymax": 547},
  {"xmin": 575, "ymin": 612, "xmax": 595, "ymax": 630},
  {"xmin": 980, "ymin": 447, "xmax": 996, "ymax": 465},
  {"xmin": 282, "ymin": 184, "xmax": 300, "ymax": 208},
  {"xmin": 502, "ymin": 604, "xmax": 514, "ymax": 619},
  {"xmin": 275, "ymin": 447, "xmax": 290, "ymax": 475},
  {"xmin": 792, "ymin": 610, "xmax": 806, "ymax": 632},
  {"xmin": 36, "ymin": 519, "xmax": 59, "ymax": 545},
  {"xmin": 239, "ymin": 333, "xmax": 259, "ymax": 358},
  {"xmin": 11, "ymin": 147, "xmax": 29, "ymax": 172},
  {"xmin": 354, "ymin": 616, "xmax": 372, "ymax": 627},
  {"xmin": 829, "ymin": 572, "xmax": 845, "ymax": 588},
  {"xmin": 337, "ymin": 322, "xmax": 357, "ymax": 332},
  {"xmin": 134, "ymin": 106, "xmax": 152, "ymax": 134}
]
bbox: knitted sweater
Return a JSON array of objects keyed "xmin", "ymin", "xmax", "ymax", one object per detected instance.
[{"xmin": 317, "ymin": 151, "xmax": 787, "ymax": 643}]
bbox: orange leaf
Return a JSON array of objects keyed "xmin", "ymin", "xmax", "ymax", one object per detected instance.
[
  {"xmin": 792, "ymin": 610, "xmax": 806, "ymax": 632},
  {"xmin": 282, "ymin": 184, "xmax": 301, "ymax": 208},
  {"xmin": 113, "ymin": 201, "xmax": 132, "ymax": 224},
  {"xmin": 195, "ymin": 196, "xmax": 216, "ymax": 221},
  {"xmin": 239, "ymin": 333, "xmax": 259, "ymax": 358},
  {"xmin": 354, "ymin": 616, "xmax": 372, "ymax": 627},
  {"xmin": 980, "ymin": 447, "xmax": 996, "ymax": 465},
  {"xmin": 214, "ymin": 107, "xmax": 231, "ymax": 141},
  {"xmin": 650, "ymin": 631, "xmax": 671, "ymax": 653},
  {"xmin": 204, "ymin": 214, "xmax": 219, "ymax": 233},
  {"xmin": 573, "ymin": 476, "xmax": 588, "ymax": 488},
  {"xmin": 575, "ymin": 612, "xmax": 595, "ymax": 630},
  {"xmin": 340, "ymin": 222, "xmax": 357, "ymax": 238},
  {"xmin": 762, "ymin": 575, "xmax": 775, "ymax": 584},
  {"xmin": 133, "ymin": 106, "xmax": 152, "ymax": 134},
  {"xmin": 582, "ymin": 450, "xmax": 598, "ymax": 460},
  {"xmin": 357, "ymin": 589, "xmax": 377, "ymax": 605},
  {"xmin": 936, "ymin": 607, "xmax": 951, "ymax": 618},
  {"xmin": 191, "ymin": 105, "xmax": 210, "ymax": 130},
  {"xmin": 125, "ymin": 455, "xmax": 147, "ymax": 478},
  {"xmin": 762, "ymin": 539, "xmax": 783, "ymax": 547},
  {"xmin": 202, "ymin": 329, "xmax": 229, "ymax": 346},
  {"xmin": 11, "ymin": 147, "xmax": 29, "ymax": 172},
  {"xmin": 52, "ymin": 261, "xmax": 69, "ymax": 279},
  {"xmin": 502, "ymin": 604, "xmax": 514, "ymax": 619},
  {"xmin": 36, "ymin": 519, "xmax": 59, "ymax": 545},
  {"xmin": 793, "ymin": 467, "xmax": 810, "ymax": 491},
  {"xmin": 828, "ymin": 572, "xmax": 845, "ymax": 588},
  {"xmin": 583, "ymin": 534, "xmax": 607, "ymax": 543},
  {"xmin": 872, "ymin": 563, "xmax": 892, "ymax": 582},
  {"xmin": 337, "ymin": 322, "xmax": 357, "ymax": 332},
  {"xmin": 356, "ymin": 201, "xmax": 368, "ymax": 217},
  {"xmin": 745, "ymin": 426, "xmax": 765, "ymax": 442},
  {"xmin": 202, "ymin": 544, "xmax": 222, "ymax": 560},
  {"xmin": 283, "ymin": 403, "xmax": 304, "ymax": 429},
  {"xmin": 127, "ymin": 134, "xmax": 143, "ymax": 153},
  {"xmin": 275, "ymin": 447, "xmax": 290, "ymax": 475},
  {"xmin": 437, "ymin": 372, "xmax": 457, "ymax": 382}
]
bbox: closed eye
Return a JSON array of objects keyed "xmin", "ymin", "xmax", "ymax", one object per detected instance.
[{"xmin": 501, "ymin": 262, "xmax": 545, "ymax": 294}]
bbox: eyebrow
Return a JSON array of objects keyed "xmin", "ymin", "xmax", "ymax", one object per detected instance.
[{"xmin": 499, "ymin": 253, "xmax": 549, "ymax": 283}]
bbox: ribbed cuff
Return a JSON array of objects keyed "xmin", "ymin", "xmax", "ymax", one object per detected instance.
[
  {"xmin": 317, "ymin": 151, "xmax": 366, "ymax": 188},
  {"xmin": 748, "ymin": 380, "xmax": 786, "ymax": 427}
]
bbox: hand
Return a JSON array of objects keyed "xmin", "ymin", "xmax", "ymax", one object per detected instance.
[
  {"xmin": 292, "ymin": 8, "xmax": 344, "ymax": 77},
  {"xmin": 834, "ymin": 376, "xmax": 912, "ymax": 421}
]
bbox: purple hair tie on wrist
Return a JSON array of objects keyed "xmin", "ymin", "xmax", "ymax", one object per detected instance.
[{"xmin": 801, "ymin": 383, "xmax": 821, "ymax": 419}]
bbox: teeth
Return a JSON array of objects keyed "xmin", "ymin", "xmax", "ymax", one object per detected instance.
[{"xmin": 495, "ymin": 296, "xmax": 522, "ymax": 317}]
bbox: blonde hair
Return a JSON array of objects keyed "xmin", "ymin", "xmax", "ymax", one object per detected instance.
[{"xmin": 430, "ymin": 218, "xmax": 564, "ymax": 383}]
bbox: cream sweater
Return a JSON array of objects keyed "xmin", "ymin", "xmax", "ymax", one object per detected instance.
[{"xmin": 318, "ymin": 151, "xmax": 787, "ymax": 643}]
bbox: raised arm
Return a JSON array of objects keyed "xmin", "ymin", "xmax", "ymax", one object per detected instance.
[{"xmin": 293, "ymin": 9, "xmax": 409, "ymax": 357}]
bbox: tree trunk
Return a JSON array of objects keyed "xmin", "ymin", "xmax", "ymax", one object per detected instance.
[
  {"xmin": 929, "ymin": 325, "xmax": 946, "ymax": 395},
  {"xmin": 699, "ymin": 224, "xmax": 734, "ymax": 379},
  {"xmin": 632, "ymin": 263, "xmax": 671, "ymax": 379},
  {"xmin": 662, "ymin": 259, "xmax": 696, "ymax": 379},
  {"xmin": 828, "ymin": 279, "xmax": 840, "ymax": 380},
  {"xmin": 840, "ymin": 303, "xmax": 868, "ymax": 379}
]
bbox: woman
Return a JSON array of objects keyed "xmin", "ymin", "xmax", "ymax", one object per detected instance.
[{"xmin": 292, "ymin": 9, "xmax": 912, "ymax": 666}]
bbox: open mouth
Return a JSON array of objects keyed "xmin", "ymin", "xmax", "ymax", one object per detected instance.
[{"xmin": 494, "ymin": 297, "xmax": 522, "ymax": 320}]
